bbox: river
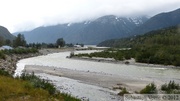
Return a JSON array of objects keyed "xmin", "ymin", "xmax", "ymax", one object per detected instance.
[{"xmin": 14, "ymin": 50, "xmax": 180, "ymax": 101}]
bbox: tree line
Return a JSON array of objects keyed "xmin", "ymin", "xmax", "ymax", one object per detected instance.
[
  {"xmin": 86, "ymin": 26, "xmax": 180, "ymax": 66},
  {"xmin": 0, "ymin": 34, "xmax": 26, "ymax": 48},
  {"xmin": 0, "ymin": 33, "xmax": 73, "ymax": 49}
]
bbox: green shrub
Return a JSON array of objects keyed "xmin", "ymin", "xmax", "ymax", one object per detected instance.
[
  {"xmin": 118, "ymin": 87, "xmax": 129, "ymax": 96},
  {"xmin": 161, "ymin": 81, "xmax": 180, "ymax": 94},
  {"xmin": 140, "ymin": 83, "xmax": 157, "ymax": 94},
  {"xmin": 20, "ymin": 72, "xmax": 56, "ymax": 95},
  {"xmin": 0, "ymin": 74, "xmax": 80, "ymax": 101},
  {"xmin": 0, "ymin": 51, "xmax": 6, "ymax": 59},
  {"xmin": 3, "ymin": 48, "xmax": 38, "ymax": 55},
  {"xmin": 61, "ymin": 93, "xmax": 81, "ymax": 101},
  {"xmin": 0, "ymin": 69, "xmax": 12, "ymax": 77}
]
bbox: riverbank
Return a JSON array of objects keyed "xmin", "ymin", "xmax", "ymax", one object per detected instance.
[
  {"xmin": 15, "ymin": 49, "xmax": 180, "ymax": 100},
  {"xmin": 0, "ymin": 48, "xmax": 75, "ymax": 75},
  {"xmin": 24, "ymin": 65, "xmax": 163, "ymax": 93},
  {"xmin": 39, "ymin": 48, "xmax": 74, "ymax": 55},
  {"xmin": 0, "ymin": 53, "xmax": 40, "ymax": 74},
  {"xmin": 70, "ymin": 56, "xmax": 180, "ymax": 69},
  {"xmin": 21, "ymin": 49, "xmax": 179, "ymax": 92}
]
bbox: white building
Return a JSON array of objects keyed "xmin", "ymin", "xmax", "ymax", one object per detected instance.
[{"xmin": 0, "ymin": 45, "xmax": 13, "ymax": 50}]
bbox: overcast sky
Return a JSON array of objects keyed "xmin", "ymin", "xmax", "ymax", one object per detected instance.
[{"xmin": 0, "ymin": 0, "xmax": 180, "ymax": 33}]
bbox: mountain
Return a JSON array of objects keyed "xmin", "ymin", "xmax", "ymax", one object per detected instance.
[
  {"xmin": 0, "ymin": 26, "xmax": 15, "ymax": 41},
  {"xmin": 131, "ymin": 8, "xmax": 180, "ymax": 35},
  {"xmin": 98, "ymin": 8, "xmax": 180, "ymax": 47},
  {"xmin": 14, "ymin": 15, "xmax": 148, "ymax": 45},
  {"xmin": 98, "ymin": 25, "xmax": 180, "ymax": 47},
  {"xmin": 99, "ymin": 25, "xmax": 180, "ymax": 66}
]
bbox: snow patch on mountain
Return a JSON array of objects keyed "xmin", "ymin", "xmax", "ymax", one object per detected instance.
[{"xmin": 67, "ymin": 23, "xmax": 72, "ymax": 26}]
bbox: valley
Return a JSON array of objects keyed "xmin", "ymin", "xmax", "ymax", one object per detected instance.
[{"xmin": 0, "ymin": 3, "xmax": 180, "ymax": 101}]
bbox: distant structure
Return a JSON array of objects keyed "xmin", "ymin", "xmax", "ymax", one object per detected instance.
[
  {"xmin": 74, "ymin": 45, "xmax": 82, "ymax": 48},
  {"xmin": 74, "ymin": 45, "xmax": 87, "ymax": 50},
  {"xmin": 0, "ymin": 45, "xmax": 13, "ymax": 50}
]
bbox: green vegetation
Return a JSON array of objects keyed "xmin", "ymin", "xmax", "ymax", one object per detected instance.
[
  {"xmin": 75, "ymin": 48, "xmax": 134, "ymax": 61},
  {"xmin": 13, "ymin": 34, "xmax": 26, "ymax": 47},
  {"xmin": 0, "ymin": 33, "xmax": 26, "ymax": 47},
  {"xmin": 0, "ymin": 51, "xmax": 6, "ymax": 59},
  {"xmin": 0, "ymin": 69, "xmax": 80, "ymax": 101},
  {"xmin": 26, "ymin": 39, "xmax": 74, "ymax": 49},
  {"xmin": 118, "ymin": 81, "xmax": 180, "ymax": 96},
  {"xmin": 0, "ymin": 33, "xmax": 80, "ymax": 100},
  {"xmin": 118, "ymin": 87, "xmax": 129, "ymax": 96},
  {"xmin": 0, "ymin": 68, "xmax": 12, "ymax": 77},
  {"xmin": 3, "ymin": 48, "xmax": 38, "ymax": 54},
  {"xmin": 0, "ymin": 33, "xmax": 38, "ymax": 59},
  {"xmin": 98, "ymin": 26, "xmax": 180, "ymax": 48},
  {"xmin": 161, "ymin": 81, "xmax": 180, "ymax": 94},
  {"xmin": 0, "ymin": 48, "xmax": 38, "ymax": 60},
  {"xmin": 20, "ymin": 72, "xmax": 56, "ymax": 95},
  {"xmin": 140, "ymin": 83, "xmax": 157, "ymax": 94},
  {"xmin": 56, "ymin": 38, "xmax": 66, "ymax": 47},
  {"xmin": 97, "ymin": 26, "xmax": 180, "ymax": 66}
]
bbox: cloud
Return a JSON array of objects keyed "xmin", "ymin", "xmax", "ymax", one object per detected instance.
[{"xmin": 0, "ymin": 0, "xmax": 180, "ymax": 33}]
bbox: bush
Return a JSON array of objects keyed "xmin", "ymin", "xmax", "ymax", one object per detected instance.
[
  {"xmin": 61, "ymin": 93, "xmax": 81, "ymax": 101},
  {"xmin": 0, "ymin": 51, "xmax": 6, "ymax": 59},
  {"xmin": 118, "ymin": 87, "xmax": 129, "ymax": 96},
  {"xmin": 3, "ymin": 48, "xmax": 38, "ymax": 55},
  {"xmin": 69, "ymin": 51, "xmax": 74, "ymax": 58},
  {"xmin": 161, "ymin": 81, "xmax": 180, "ymax": 94},
  {"xmin": 0, "ymin": 69, "xmax": 12, "ymax": 77},
  {"xmin": 20, "ymin": 72, "xmax": 56, "ymax": 95},
  {"xmin": 0, "ymin": 73, "xmax": 80, "ymax": 100},
  {"xmin": 140, "ymin": 83, "xmax": 157, "ymax": 94}
]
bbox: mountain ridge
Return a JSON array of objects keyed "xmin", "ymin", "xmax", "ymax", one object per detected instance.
[
  {"xmin": 98, "ymin": 8, "xmax": 180, "ymax": 46},
  {"xmin": 98, "ymin": 25, "xmax": 180, "ymax": 47},
  {"xmin": 14, "ymin": 15, "xmax": 148, "ymax": 44},
  {"xmin": 0, "ymin": 26, "xmax": 15, "ymax": 41},
  {"xmin": 130, "ymin": 8, "xmax": 180, "ymax": 36}
]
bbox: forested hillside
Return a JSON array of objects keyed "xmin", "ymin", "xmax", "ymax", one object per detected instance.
[
  {"xmin": 98, "ymin": 26, "xmax": 180, "ymax": 47},
  {"xmin": 0, "ymin": 26, "xmax": 15, "ymax": 41},
  {"xmin": 98, "ymin": 26, "xmax": 180, "ymax": 66}
]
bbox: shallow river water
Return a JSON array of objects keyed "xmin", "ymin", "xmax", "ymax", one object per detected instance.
[{"xmin": 14, "ymin": 50, "xmax": 180, "ymax": 101}]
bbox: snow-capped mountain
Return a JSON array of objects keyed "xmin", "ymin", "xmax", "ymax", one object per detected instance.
[
  {"xmin": 14, "ymin": 15, "xmax": 148, "ymax": 45},
  {"xmin": 98, "ymin": 8, "xmax": 180, "ymax": 47},
  {"xmin": 131, "ymin": 8, "xmax": 180, "ymax": 35}
]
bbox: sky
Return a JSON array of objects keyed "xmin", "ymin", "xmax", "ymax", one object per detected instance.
[{"xmin": 0, "ymin": 0, "xmax": 180, "ymax": 33}]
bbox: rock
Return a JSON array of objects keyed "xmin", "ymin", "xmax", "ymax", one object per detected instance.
[
  {"xmin": 0, "ymin": 53, "xmax": 41, "ymax": 75},
  {"xmin": 125, "ymin": 61, "xmax": 130, "ymax": 64}
]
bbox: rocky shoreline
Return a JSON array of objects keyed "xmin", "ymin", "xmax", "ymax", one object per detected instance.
[
  {"xmin": 0, "ymin": 53, "xmax": 41, "ymax": 75},
  {"xmin": 0, "ymin": 48, "xmax": 74, "ymax": 75}
]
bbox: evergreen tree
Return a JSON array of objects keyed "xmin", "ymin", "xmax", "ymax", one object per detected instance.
[
  {"xmin": 13, "ymin": 34, "xmax": 26, "ymax": 47},
  {"xmin": 0, "ymin": 36, "xmax": 4, "ymax": 46},
  {"xmin": 56, "ymin": 38, "xmax": 65, "ymax": 47}
]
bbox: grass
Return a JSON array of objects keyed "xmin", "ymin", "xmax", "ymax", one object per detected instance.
[
  {"xmin": 0, "ymin": 75, "xmax": 58, "ymax": 101},
  {"xmin": 0, "ymin": 69, "xmax": 80, "ymax": 101}
]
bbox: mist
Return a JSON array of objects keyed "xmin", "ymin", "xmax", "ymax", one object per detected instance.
[{"xmin": 0, "ymin": 0, "xmax": 180, "ymax": 33}]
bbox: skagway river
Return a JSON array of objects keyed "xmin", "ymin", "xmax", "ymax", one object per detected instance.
[{"xmin": 14, "ymin": 50, "xmax": 180, "ymax": 101}]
